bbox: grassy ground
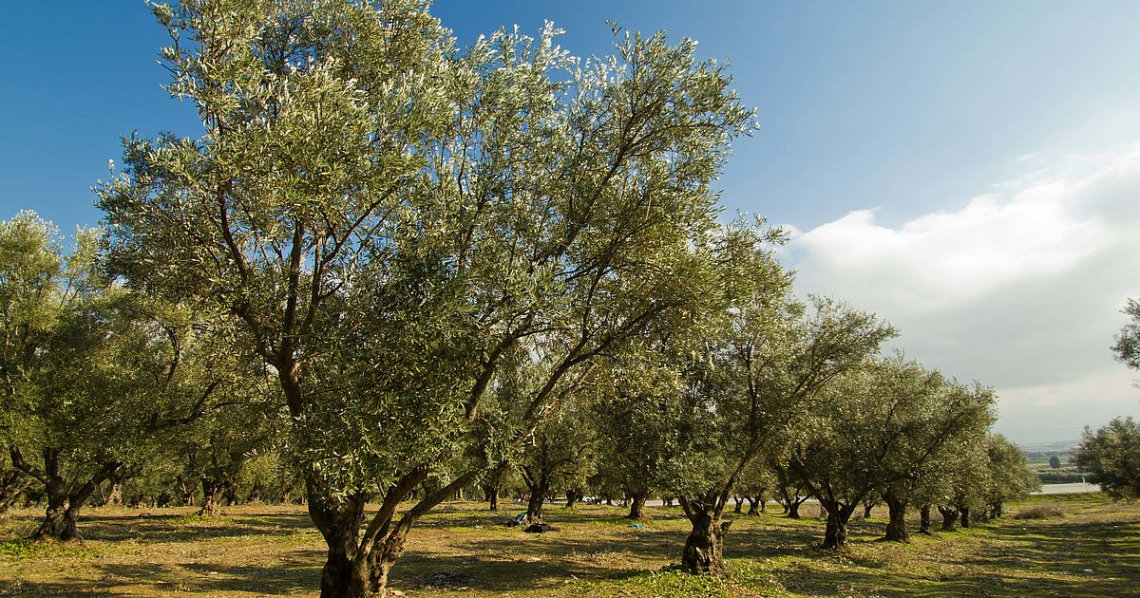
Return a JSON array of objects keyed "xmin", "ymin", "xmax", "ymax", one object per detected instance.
[{"xmin": 1, "ymin": 493, "xmax": 1137, "ymax": 597}]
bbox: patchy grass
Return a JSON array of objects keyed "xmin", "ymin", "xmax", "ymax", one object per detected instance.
[
  {"xmin": 0, "ymin": 495, "xmax": 1137, "ymax": 596},
  {"xmin": 1013, "ymin": 503, "xmax": 1066, "ymax": 520}
]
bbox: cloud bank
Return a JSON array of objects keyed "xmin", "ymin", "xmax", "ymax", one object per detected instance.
[{"xmin": 787, "ymin": 146, "xmax": 1140, "ymax": 442}]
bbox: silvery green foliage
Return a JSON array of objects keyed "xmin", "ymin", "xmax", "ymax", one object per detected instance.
[
  {"xmin": 1114, "ymin": 299, "xmax": 1140, "ymax": 374},
  {"xmin": 98, "ymin": 2, "xmax": 758, "ymax": 587},
  {"xmin": 1075, "ymin": 417, "xmax": 1140, "ymax": 499}
]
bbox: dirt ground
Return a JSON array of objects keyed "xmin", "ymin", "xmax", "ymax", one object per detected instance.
[{"xmin": 1, "ymin": 493, "xmax": 1138, "ymax": 597}]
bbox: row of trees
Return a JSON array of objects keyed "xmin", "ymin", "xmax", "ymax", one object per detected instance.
[{"xmin": 0, "ymin": 1, "xmax": 1038, "ymax": 596}]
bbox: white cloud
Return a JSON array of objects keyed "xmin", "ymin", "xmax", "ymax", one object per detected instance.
[{"xmin": 787, "ymin": 145, "xmax": 1140, "ymax": 438}]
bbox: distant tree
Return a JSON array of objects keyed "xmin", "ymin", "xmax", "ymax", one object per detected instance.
[
  {"xmin": 668, "ymin": 287, "xmax": 894, "ymax": 570},
  {"xmin": 735, "ymin": 459, "xmax": 774, "ymax": 516},
  {"xmin": 873, "ymin": 361, "xmax": 995, "ymax": 542},
  {"xmin": 1074, "ymin": 417, "xmax": 1140, "ymax": 498},
  {"xmin": 1049, "ymin": 455, "xmax": 1062, "ymax": 469},
  {"xmin": 1112, "ymin": 299, "xmax": 1140, "ymax": 376},
  {"xmin": 940, "ymin": 437, "xmax": 991, "ymax": 530},
  {"xmin": 0, "ymin": 213, "xmax": 238, "ymax": 539},
  {"xmin": 770, "ymin": 457, "xmax": 810, "ymax": 519},
  {"xmin": 175, "ymin": 381, "xmax": 283, "ymax": 517},
  {"xmin": 519, "ymin": 408, "xmax": 595, "ymax": 523},
  {"xmin": 983, "ymin": 434, "xmax": 1039, "ymax": 519},
  {"xmin": 590, "ymin": 355, "xmax": 678, "ymax": 520}
]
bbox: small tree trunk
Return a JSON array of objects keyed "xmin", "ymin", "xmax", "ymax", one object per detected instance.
[
  {"xmin": 747, "ymin": 497, "xmax": 760, "ymax": 516},
  {"xmin": 760, "ymin": 497, "xmax": 766, "ymax": 513},
  {"xmin": 526, "ymin": 487, "xmax": 546, "ymax": 523},
  {"xmin": 483, "ymin": 483, "xmax": 500, "ymax": 512},
  {"xmin": 821, "ymin": 502, "xmax": 854, "ymax": 549},
  {"xmin": 222, "ymin": 482, "xmax": 238, "ymax": 506},
  {"xmin": 681, "ymin": 507, "xmax": 731, "ymax": 576},
  {"xmin": 938, "ymin": 506, "xmax": 958, "ymax": 531},
  {"xmin": 919, "ymin": 504, "xmax": 932, "ymax": 535},
  {"xmin": 199, "ymin": 480, "xmax": 223, "ymax": 517},
  {"xmin": 733, "ymin": 496, "xmax": 743, "ymax": 513},
  {"xmin": 884, "ymin": 495, "xmax": 909, "ymax": 542},
  {"xmin": 663, "ymin": 496, "xmax": 673, "ymax": 507},
  {"xmin": 959, "ymin": 506, "xmax": 971, "ymax": 529},
  {"xmin": 0, "ymin": 471, "xmax": 23, "ymax": 515},
  {"xmin": 627, "ymin": 492, "xmax": 647, "ymax": 519},
  {"xmin": 787, "ymin": 498, "xmax": 802, "ymax": 519},
  {"xmin": 106, "ymin": 483, "xmax": 122, "ymax": 507},
  {"xmin": 178, "ymin": 476, "xmax": 196, "ymax": 506},
  {"xmin": 863, "ymin": 503, "xmax": 874, "ymax": 519},
  {"xmin": 565, "ymin": 489, "xmax": 580, "ymax": 509}
]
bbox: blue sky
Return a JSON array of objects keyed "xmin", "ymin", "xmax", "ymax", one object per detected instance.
[{"xmin": 3, "ymin": 0, "xmax": 1140, "ymax": 442}]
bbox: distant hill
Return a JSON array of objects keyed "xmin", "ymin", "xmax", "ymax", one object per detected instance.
[{"xmin": 1015, "ymin": 439, "xmax": 1079, "ymax": 453}]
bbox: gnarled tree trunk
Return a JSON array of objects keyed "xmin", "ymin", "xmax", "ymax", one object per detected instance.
[
  {"xmin": 0, "ymin": 469, "xmax": 26, "ymax": 515},
  {"xmin": 199, "ymin": 479, "xmax": 225, "ymax": 517},
  {"xmin": 525, "ymin": 488, "xmax": 546, "ymax": 523},
  {"xmin": 787, "ymin": 499, "xmax": 803, "ymax": 519},
  {"xmin": 627, "ymin": 492, "xmax": 647, "ymax": 519},
  {"xmin": 820, "ymin": 501, "xmax": 857, "ymax": 549},
  {"xmin": 959, "ymin": 506, "xmax": 971, "ymax": 528},
  {"xmin": 679, "ymin": 501, "xmax": 731, "ymax": 576},
  {"xmin": 733, "ymin": 496, "xmax": 744, "ymax": 513},
  {"xmin": 12, "ymin": 448, "xmax": 119, "ymax": 541},
  {"xmin": 883, "ymin": 494, "xmax": 908, "ymax": 542},
  {"xmin": 918, "ymin": 504, "xmax": 932, "ymax": 535},
  {"xmin": 938, "ymin": 505, "xmax": 958, "ymax": 531},
  {"xmin": 482, "ymin": 482, "xmax": 500, "ymax": 512}
]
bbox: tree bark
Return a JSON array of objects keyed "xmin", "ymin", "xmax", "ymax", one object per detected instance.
[
  {"xmin": 482, "ymin": 483, "xmax": 500, "ymax": 512},
  {"xmin": 787, "ymin": 498, "xmax": 803, "ymax": 519},
  {"xmin": 918, "ymin": 504, "xmax": 932, "ymax": 535},
  {"xmin": 627, "ymin": 492, "xmax": 646, "ymax": 519},
  {"xmin": 15, "ymin": 450, "xmax": 119, "ymax": 542},
  {"xmin": 863, "ymin": 503, "xmax": 874, "ymax": 519},
  {"xmin": 525, "ymin": 487, "xmax": 546, "ymax": 523},
  {"xmin": 820, "ymin": 502, "xmax": 855, "ymax": 549},
  {"xmin": 680, "ymin": 506, "xmax": 731, "ymax": 576},
  {"xmin": 565, "ymin": 489, "xmax": 580, "ymax": 509},
  {"xmin": 733, "ymin": 496, "xmax": 743, "ymax": 513},
  {"xmin": 308, "ymin": 483, "xmax": 369, "ymax": 598},
  {"xmin": 0, "ymin": 469, "xmax": 25, "ymax": 514},
  {"xmin": 747, "ymin": 497, "xmax": 761, "ymax": 516},
  {"xmin": 199, "ymin": 479, "xmax": 224, "ymax": 517},
  {"xmin": 938, "ymin": 506, "xmax": 958, "ymax": 531},
  {"xmin": 959, "ymin": 506, "xmax": 971, "ymax": 528},
  {"xmin": 34, "ymin": 485, "xmax": 74, "ymax": 540},
  {"xmin": 883, "ymin": 495, "xmax": 909, "ymax": 542}
]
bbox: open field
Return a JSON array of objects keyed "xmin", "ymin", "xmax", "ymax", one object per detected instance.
[{"xmin": 2, "ymin": 493, "xmax": 1138, "ymax": 597}]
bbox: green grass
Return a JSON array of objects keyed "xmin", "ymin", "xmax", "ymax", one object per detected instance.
[{"xmin": 0, "ymin": 495, "xmax": 1137, "ymax": 596}]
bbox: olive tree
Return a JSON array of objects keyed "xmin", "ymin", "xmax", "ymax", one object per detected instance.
[
  {"xmin": 1074, "ymin": 417, "xmax": 1140, "ymax": 498},
  {"xmin": 1113, "ymin": 299, "xmax": 1140, "ymax": 376},
  {"xmin": 872, "ymin": 362, "xmax": 995, "ymax": 542},
  {"xmin": 0, "ymin": 213, "xmax": 240, "ymax": 539},
  {"xmin": 982, "ymin": 434, "xmax": 1038, "ymax": 519},
  {"xmin": 98, "ymin": 2, "xmax": 755, "ymax": 595},
  {"xmin": 664, "ymin": 284, "xmax": 894, "ymax": 573}
]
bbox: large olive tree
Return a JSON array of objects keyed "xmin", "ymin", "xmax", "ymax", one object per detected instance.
[{"xmin": 98, "ymin": 1, "xmax": 755, "ymax": 595}]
